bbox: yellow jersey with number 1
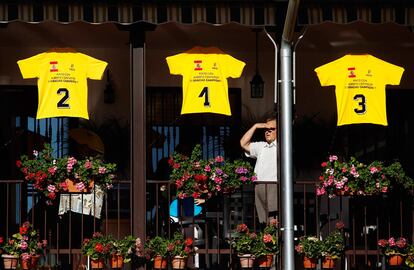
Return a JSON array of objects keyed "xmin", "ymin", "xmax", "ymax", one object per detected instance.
[
  {"xmin": 166, "ymin": 47, "xmax": 245, "ymax": 116},
  {"xmin": 315, "ymin": 54, "xmax": 404, "ymax": 126},
  {"xmin": 17, "ymin": 49, "xmax": 107, "ymax": 119}
]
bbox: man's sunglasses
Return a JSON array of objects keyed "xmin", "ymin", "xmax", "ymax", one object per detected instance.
[{"xmin": 265, "ymin": 128, "xmax": 276, "ymax": 132}]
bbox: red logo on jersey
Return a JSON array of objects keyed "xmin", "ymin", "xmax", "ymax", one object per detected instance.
[
  {"xmin": 348, "ymin": 67, "xmax": 356, "ymax": 78},
  {"xmin": 194, "ymin": 60, "xmax": 202, "ymax": 71},
  {"xmin": 50, "ymin": 61, "xmax": 58, "ymax": 72}
]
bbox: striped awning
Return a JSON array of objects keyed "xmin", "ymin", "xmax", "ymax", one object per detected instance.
[
  {"xmin": 0, "ymin": 2, "xmax": 282, "ymax": 26},
  {"xmin": 300, "ymin": 6, "xmax": 412, "ymax": 26},
  {"xmin": 0, "ymin": 2, "xmax": 414, "ymax": 27}
]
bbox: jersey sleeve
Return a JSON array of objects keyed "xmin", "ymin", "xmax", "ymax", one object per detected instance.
[
  {"xmin": 222, "ymin": 54, "xmax": 245, "ymax": 78},
  {"xmin": 85, "ymin": 55, "xmax": 108, "ymax": 80},
  {"xmin": 17, "ymin": 53, "xmax": 42, "ymax": 78},
  {"xmin": 166, "ymin": 54, "xmax": 184, "ymax": 75},
  {"xmin": 314, "ymin": 60, "xmax": 338, "ymax": 87},
  {"xmin": 383, "ymin": 61, "xmax": 405, "ymax": 85}
]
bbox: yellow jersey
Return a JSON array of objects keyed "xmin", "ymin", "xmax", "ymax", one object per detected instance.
[
  {"xmin": 17, "ymin": 49, "xmax": 107, "ymax": 119},
  {"xmin": 315, "ymin": 54, "xmax": 404, "ymax": 126},
  {"xmin": 166, "ymin": 47, "xmax": 245, "ymax": 116}
]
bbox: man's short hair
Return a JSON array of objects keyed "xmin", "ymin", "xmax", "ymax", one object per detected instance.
[
  {"xmin": 265, "ymin": 116, "xmax": 277, "ymax": 123},
  {"xmin": 264, "ymin": 112, "xmax": 277, "ymax": 123}
]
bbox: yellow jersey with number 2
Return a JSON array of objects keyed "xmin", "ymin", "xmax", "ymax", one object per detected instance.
[
  {"xmin": 18, "ymin": 48, "xmax": 107, "ymax": 120},
  {"xmin": 315, "ymin": 54, "xmax": 404, "ymax": 126},
  {"xmin": 166, "ymin": 47, "xmax": 245, "ymax": 116}
]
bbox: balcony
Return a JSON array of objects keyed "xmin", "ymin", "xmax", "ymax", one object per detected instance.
[{"xmin": 0, "ymin": 179, "xmax": 412, "ymax": 270}]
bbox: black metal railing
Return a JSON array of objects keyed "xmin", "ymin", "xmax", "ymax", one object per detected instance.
[{"xmin": 0, "ymin": 179, "xmax": 412, "ymax": 270}]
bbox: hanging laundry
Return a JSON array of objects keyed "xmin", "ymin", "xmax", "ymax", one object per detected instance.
[
  {"xmin": 166, "ymin": 46, "xmax": 245, "ymax": 116},
  {"xmin": 315, "ymin": 54, "xmax": 404, "ymax": 126},
  {"xmin": 17, "ymin": 48, "xmax": 107, "ymax": 120}
]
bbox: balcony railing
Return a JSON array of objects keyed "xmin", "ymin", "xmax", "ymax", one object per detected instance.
[{"xmin": 0, "ymin": 179, "xmax": 412, "ymax": 270}]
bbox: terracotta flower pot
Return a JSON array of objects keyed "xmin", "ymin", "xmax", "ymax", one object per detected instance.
[
  {"xmin": 65, "ymin": 178, "xmax": 94, "ymax": 193},
  {"xmin": 335, "ymin": 190, "xmax": 348, "ymax": 196},
  {"xmin": 90, "ymin": 258, "xmax": 105, "ymax": 269},
  {"xmin": 256, "ymin": 254, "xmax": 273, "ymax": 268},
  {"xmin": 303, "ymin": 256, "xmax": 317, "ymax": 269},
  {"xmin": 322, "ymin": 257, "xmax": 336, "ymax": 269},
  {"xmin": 153, "ymin": 255, "xmax": 167, "ymax": 269},
  {"xmin": 388, "ymin": 255, "xmax": 403, "ymax": 266},
  {"xmin": 171, "ymin": 256, "xmax": 187, "ymax": 269},
  {"xmin": 2, "ymin": 254, "xmax": 19, "ymax": 269},
  {"xmin": 21, "ymin": 254, "xmax": 40, "ymax": 270},
  {"xmin": 110, "ymin": 254, "xmax": 124, "ymax": 268},
  {"xmin": 238, "ymin": 254, "xmax": 255, "ymax": 268}
]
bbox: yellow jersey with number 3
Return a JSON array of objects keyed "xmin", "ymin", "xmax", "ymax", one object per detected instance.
[
  {"xmin": 315, "ymin": 54, "xmax": 404, "ymax": 126},
  {"xmin": 17, "ymin": 49, "xmax": 107, "ymax": 119},
  {"xmin": 166, "ymin": 47, "xmax": 245, "ymax": 116}
]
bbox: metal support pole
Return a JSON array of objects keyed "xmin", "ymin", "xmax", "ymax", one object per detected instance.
[{"xmin": 280, "ymin": 40, "xmax": 294, "ymax": 270}]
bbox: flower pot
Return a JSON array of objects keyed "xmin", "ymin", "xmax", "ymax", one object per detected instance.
[
  {"xmin": 2, "ymin": 255, "xmax": 19, "ymax": 269},
  {"xmin": 388, "ymin": 255, "xmax": 403, "ymax": 266},
  {"xmin": 64, "ymin": 178, "xmax": 94, "ymax": 193},
  {"xmin": 257, "ymin": 254, "xmax": 273, "ymax": 268},
  {"xmin": 110, "ymin": 254, "xmax": 124, "ymax": 268},
  {"xmin": 322, "ymin": 257, "xmax": 336, "ymax": 269},
  {"xmin": 20, "ymin": 255, "xmax": 40, "ymax": 270},
  {"xmin": 91, "ymin": 258, "xmax": 105, "ymax": 269},
  {"xmin": 153, "ymin": 255, "xmax": 167, "ymax": 269},
  {"xmin": 303, "ymin": 256, "xmax": 317, "ymax": 269},
  {"xmin": 238, "ymin": 254, "xmax": 255, "ymax": 268},
  {"xmin": 172, "ymin": 256, "xmax": 187, "ymax": 269},
  {"xmin": 335, "ymin": 190, "xmax": 348, "ymax": 196}
]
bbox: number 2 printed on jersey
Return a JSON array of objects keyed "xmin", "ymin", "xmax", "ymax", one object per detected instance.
[{"xmin": 57, "ymin": 88, "xmax": 70, "ymax": 109}]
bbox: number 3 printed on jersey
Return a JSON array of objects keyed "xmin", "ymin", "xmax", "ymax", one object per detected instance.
[
  {"xmin": 198, "ymin": 87, "xmax": 211, "ymax": 107},
  {"xmin": 353, "ymin": 94, "xmax": 366, "ymax": 114},
  {"xmin": 57, "ymin": 88, "xmax": 70, "ymax": 109}
]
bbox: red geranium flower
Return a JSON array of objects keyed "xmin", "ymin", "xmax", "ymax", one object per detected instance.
[
  {"xmin": 194, "ymin": 174, "xmax": 207, "ymax": 183},
  {"xmin": 185, "ymin": 238, "xmax": 193, "ymax": 246},
  {"xmin": 173, "ymin": 163, "xmax": 181, "ymax": 169},
  {"xmin": 95, "ymin": 243, "xmax": 104, "ymax": 253},
  {"xmin": 19, "ymin": 226, "xmax": 28, "ymax": 235},
  {"xmin": 168, "ymin": 158, "xmax": 174, "ymax": 166}
]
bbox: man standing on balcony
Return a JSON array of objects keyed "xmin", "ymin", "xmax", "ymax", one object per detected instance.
[{"xmin": 240, "ymin": 116, "xmax": 278, "ymax": 225}]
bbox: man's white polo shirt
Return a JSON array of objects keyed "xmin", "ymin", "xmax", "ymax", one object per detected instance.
[{"xmin": 245, "ymin": 141, "xmax": 277, "ymax": 182}]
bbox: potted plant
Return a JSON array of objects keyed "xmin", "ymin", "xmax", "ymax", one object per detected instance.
[
  {"xmin": 405, "ymin": 243, "xmax": 414, "ymax": 268},
  {"xmin": 108, "ymin": 235, "xmax": 142, "ymax": 268},
  {"xmin": 16, "ymin": 222, "xmax": 46, "ymax": 270},
  {"xmin": 130, "ymin": 237, "xmax": 146, "ymax": 268},
  {"xmin": 255, "ymin": 219, "xmax": 279, "ymax": 268},
  {"xmin": 16, "ymin": 143, "xmax": 116, "ymax": 205},
  {"xmin": 0, "ymin": 222, "xmax": 47, "ymax": 270},
  {"xmin": 169, "ymin": 144, "xmax": 256, "ymax": 201},
  {"xmin": 320, "ymin": 223, "xmax": 345, "ymax": 269},
  {"xmin": 81, "ymin": 232, "xmax": 111, "ymax": 269},
  {"xmin": 232, "ymin": 224, "xmax": 258, "ymax": 268},
  {"xmin": 1, "ymin": 236, "xmax": 21, "ymax": 269},
  {"xmin": 295, "ymin": 236, "xmax": 323, "ymax": 269},
  {"xmin": 315, "ymin": 155, "xmax": 413, "ymax": 197},
  {"xmin": 378, "ymin": 236, "xmax": 408, "ymax": 266},
  {"xmin": 168, "ymin": 232, "xmax": 195, "ymax": 269},
  {"xmin": 145, "ymin": 235, "xmax": 169, "ymax": 269}
]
